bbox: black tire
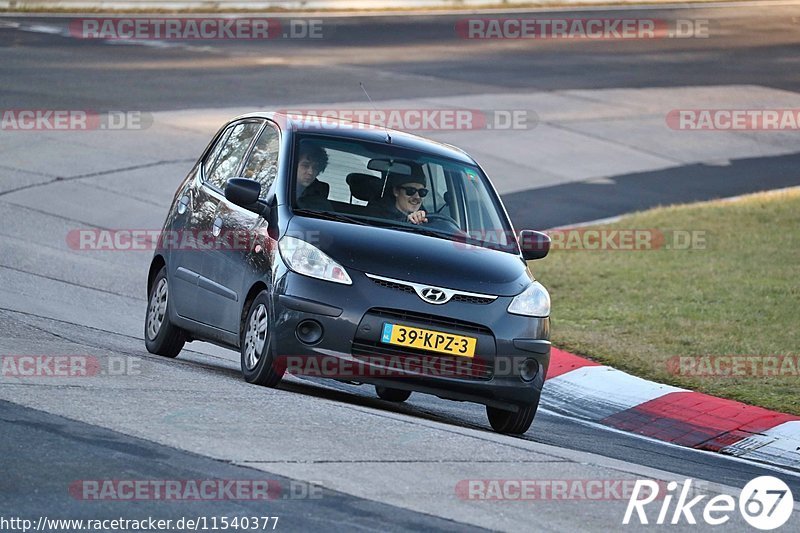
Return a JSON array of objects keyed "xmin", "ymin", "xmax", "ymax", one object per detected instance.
[
  {"xmin": 144, "ymin": 266, "xmax": 186, "ymax": 358},
  {"xmin": 375, "ymin": 386, "xmax": 412, "ymax": 402},
  {"xmin": 486, "ymin": 400, "xmax": 539, "ymax": 435},
  {"xmin": 240, "ymin": 291, "xmax": 284, "ymax": 387}
]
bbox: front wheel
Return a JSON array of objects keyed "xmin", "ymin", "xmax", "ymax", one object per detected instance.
[
  {"xmin": 144, "ymin": 266, "xmax": 186, "ymax": 358},
  {"xmin": 375, "ymin": 386, "xmax": 411, "ymax": 402},
  {"xmin": 240, "ymin": 291, "xmax": 284, "ymax": 387},
  {"xmin": 486, "ymin": 400, "xmax": 538, "ymax": 435}
]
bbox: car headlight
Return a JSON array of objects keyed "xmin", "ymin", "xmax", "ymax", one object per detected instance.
[
  {"xmin": 278, "ymin": 236, "xmax": 352, "ymax": 285},
  {"xmin": 507, "ymin": 281, "xmax": 550, "ymax": 317}
]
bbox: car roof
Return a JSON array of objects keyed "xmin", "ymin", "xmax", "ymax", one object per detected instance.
[{"xmin": 231, "ymin": 111, "xmax": 477, "ymax": 166}]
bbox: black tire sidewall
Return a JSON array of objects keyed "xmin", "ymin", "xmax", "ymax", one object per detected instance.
[
  {"xmin": 487, "ymin": 399, "xmax": 539, "ymax": 434},
  {"xmin": 144, "ymin": 266, "xmax": 184, "ymax": 357},
  {"xmin": 375, "ymin": 386, "xmax": 412, "ymax": 402}
]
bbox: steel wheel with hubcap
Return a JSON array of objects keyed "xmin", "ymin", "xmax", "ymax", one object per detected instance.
[
  {"xmin": 144, "ymin": 266, "xmax": 186, "ymax": 358},
  {"xmin": 240, "ymin": 291, "xmax": 284, "ymax": 387}
]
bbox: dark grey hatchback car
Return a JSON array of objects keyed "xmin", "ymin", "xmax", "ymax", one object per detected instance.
[{"xmin": 145, "ymin": 112, "xmax": 552, "ymax": 434}]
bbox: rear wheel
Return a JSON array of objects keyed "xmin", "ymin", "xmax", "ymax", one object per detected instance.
[
  {"xmin": 144, "ymin": 266, "xmax": 185, "ymax": 358},
  {"xmin": 240, "ymin": 291, "xmax": 284, "ymax": 387},
  {"xmin": 486, "ymin": 401, "xmax": 538, "ymax": 435},
  {"xmin": 375, "ymin": 386, "xmax": 412, "ymax": 402}
]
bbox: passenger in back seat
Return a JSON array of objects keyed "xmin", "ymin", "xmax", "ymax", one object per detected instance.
[{"xmin": 295, "ymin": 144, "xmax": 333, "ymax": 211}]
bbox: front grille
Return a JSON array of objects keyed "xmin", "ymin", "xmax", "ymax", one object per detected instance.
[
  {"xmin": 368, "ymin": 275, "xmax": 495, "ymax": 305},
  {"xmin": 370, "ymin": 277, "xmax": 415, "ymax": 295},
  {"xmin": 367, "ymin": 308, "xmax": 493, "ymax": 337},
  {"xmin": 451, "ymin": 294, "xmax": 494, "ymax": 305},
  {"xmin": 351, "ymin": 340, "xmax": 494, "ymax": 380}
]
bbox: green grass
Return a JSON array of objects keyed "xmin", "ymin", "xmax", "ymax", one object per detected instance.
[{"xmin": 532, "ymin": 188, "xmax": 800, "ymax": 415}]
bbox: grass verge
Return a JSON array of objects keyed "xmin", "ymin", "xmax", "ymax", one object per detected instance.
[{"xmin": 532, "ymin": 188, "xmax": 800, "ymax": 415}]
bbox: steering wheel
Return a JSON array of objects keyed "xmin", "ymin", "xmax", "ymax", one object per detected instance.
[{"xmin": 424, "ymin": 213, "xmax": 461, "ymax": 231}]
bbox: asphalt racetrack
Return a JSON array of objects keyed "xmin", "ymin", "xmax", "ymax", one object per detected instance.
[{"xmin": 1, "ymin": 3, "xmax": 800, "ymax": 531}]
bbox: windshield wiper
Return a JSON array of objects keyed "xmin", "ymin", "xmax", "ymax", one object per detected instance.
[
  {"xmin": 369, "ymin": 219, "xmax": 454, "ymax": 240},
  {"xmin": 294, "ymin": 209, "xmax": 469, "ymax": 244}
]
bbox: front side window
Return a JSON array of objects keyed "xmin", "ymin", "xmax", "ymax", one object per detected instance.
[
  {"xmin": 242, "ymin": 123, "xmax": 280, "ymax": 200},
  {"xmin": 204, "ymin": 121, "xmax": 262, "ymax": 190},
  {"xmin": 203, "ymin": 125, "xmax": 233, "ymax": 179},
  {"xmin": 290, "ymin": 135, "xmax": 514, "ymax": 253}
]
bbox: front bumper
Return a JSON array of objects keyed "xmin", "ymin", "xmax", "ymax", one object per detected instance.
[{"xmin": 270, "ymin": 271, "xmax": 550, "ymax": 410}]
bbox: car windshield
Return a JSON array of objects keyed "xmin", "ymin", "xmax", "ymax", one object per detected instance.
[{"xmin": 290, "ymin": 134, "xmax": 517, "ymax": 253}]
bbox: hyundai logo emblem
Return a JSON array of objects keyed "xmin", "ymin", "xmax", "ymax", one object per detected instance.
[{"xmin": 420, "ymin": 287, "xmax": 449, "ymax": 304}]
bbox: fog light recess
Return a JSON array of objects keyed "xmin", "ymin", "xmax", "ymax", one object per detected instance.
[
  {"xmin": 520, "ymin": 358, "xmax": 538, "ymax": 382},
  {"xmin": 296, "ymin": 320, "xmax": 323, "ymax": 345}
]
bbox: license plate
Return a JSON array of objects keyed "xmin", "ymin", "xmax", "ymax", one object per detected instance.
[{"xmin": 380, "ymin": 323, "xmax": 476, "ymax": 357}]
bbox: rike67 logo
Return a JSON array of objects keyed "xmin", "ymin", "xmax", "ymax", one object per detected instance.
[{"xmin": 624, "ymin": 476, "xmax": 794, "ymax": 530}]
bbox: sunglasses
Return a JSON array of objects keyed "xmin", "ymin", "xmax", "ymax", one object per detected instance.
[{"xmin": 400, "ymin": 186, "xmax": 429, "ymax": 198}]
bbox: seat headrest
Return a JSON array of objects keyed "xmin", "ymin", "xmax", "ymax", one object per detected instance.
[{"xmin": 346, "ymin": 173, "xmax": 384, "ymax": 202}]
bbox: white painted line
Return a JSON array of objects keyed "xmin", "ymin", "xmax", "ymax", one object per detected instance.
[
  {"xmin": 549, "ymin": 215, "xmax": 623, "ymax": 230},
  {"xmin": 105, "ymin": 39, "xmax": 176, "ymax": 48},
  {"xmin": 18, "ymin": 24, "xmax": 63, "ymax": 35},
  {"xmin": 544, "ymin": 365, "xmax": 686, "ymax": 421},
  {"xmin": 8, "ymin": 21, "xmax": 204, "ymax": 49}
]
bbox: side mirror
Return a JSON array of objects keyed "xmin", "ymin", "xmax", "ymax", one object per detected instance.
[
  {"xmin": 225, "ymin": 178, "xmax": 270, "ymax": 218},
  {"xmin": 519, "ymin": 230, "xmax": 550, "ymax": 260}
]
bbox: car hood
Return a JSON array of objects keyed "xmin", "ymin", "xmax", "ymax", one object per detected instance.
[{"xmin": 287, "ymin": 216, "xmax": 531, "ymax": 297}]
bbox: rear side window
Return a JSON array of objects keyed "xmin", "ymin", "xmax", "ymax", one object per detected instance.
[
  {"xmin": 318, "ymin": 148, "xmax": 379, "ymax": 206},
  {"xmin": 204, "ymin": 121, "xmax": 262, "ymax": 190}
]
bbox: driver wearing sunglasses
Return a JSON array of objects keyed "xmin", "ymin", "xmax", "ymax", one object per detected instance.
[{"xmin": 372, "ymin": 171, "xmax": 429, "ymax": 225}]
